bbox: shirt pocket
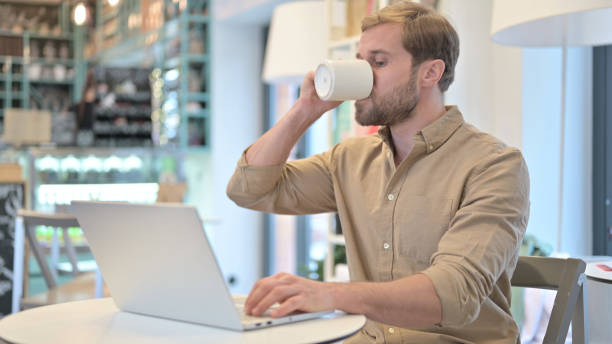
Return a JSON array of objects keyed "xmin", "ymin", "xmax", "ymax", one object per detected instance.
[{"xmin": 397, "ymin": 196, "xmax": 453, "ymax": 264}]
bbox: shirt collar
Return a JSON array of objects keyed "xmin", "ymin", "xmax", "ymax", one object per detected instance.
[{"xmin": 377, "ymin": 105, "xmax": 464, "ymax": 154}]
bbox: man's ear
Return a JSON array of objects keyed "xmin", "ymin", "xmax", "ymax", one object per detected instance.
[{"xmin": 420, "ymin": 59, "xmax": 445, "ymax": 88}]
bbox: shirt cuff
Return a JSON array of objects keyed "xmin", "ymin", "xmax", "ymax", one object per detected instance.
[{"xmin": 420, "ymin": 258, "xmax": 477, "ymax": 327}]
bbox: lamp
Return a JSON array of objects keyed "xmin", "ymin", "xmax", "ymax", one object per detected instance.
[
  {"xmin": 72, "ymin": 2, "xmax": 88, "ymax": 26},
  {"xmin": 490, "ymin": 0, "xmax": 612, "ymax": 251},
  {"xmin": 262, "ymin": 1, "xmax": 327, "ymax": 84},
  {"xmin": 491, "ymin": 1, "xmax": 612, "ymax": 47}
]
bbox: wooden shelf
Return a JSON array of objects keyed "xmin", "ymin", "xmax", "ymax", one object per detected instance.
[
  {"xmin": 0, "ymin": 31, "xmax": 71, "ymax": 40},
  {"xmin": 186, "ymin": 54, "xmax": 209, "ymax": 64},
  {"xmin": 0, "ymin": 74, "xmax": 23, "ymax": 81},
  {"xmin": 91, "ymin": 0, "xmax": 211, "ymax": 149},
  {"xmin": 323, "ymin": 0, "xmax": 390, "ymax": 282},
  {"xmin": 29, "ymin": 79, "xmax": 73, "ymax": 85},
  {"xmin": 0, "ymin": 91, "xmax": 23, "ymax": 98},
  {"xmin": 186, "ymin": 92, "xmax": 209, "ymax": 103},
  {"xmin": 164, "ymin": 54, "xmax": 208, "ymax": 69},
  {"xmin": 1, "ymin": 0, "xmax": 64, "ymax": 5},
  {"xmin": 186, "ymin": 109, "xmax": 209, "ymax": 118},
  {"xmin": 328, "ymin": 35, "xmax": 360, "ymax": 50},
  {"xmin": 328, "ymin": 233, "xmax": 345, "ymax": 245},
  {"xmin": 186, "ymin": 14, "xmax": 210, "ymax": 24}
]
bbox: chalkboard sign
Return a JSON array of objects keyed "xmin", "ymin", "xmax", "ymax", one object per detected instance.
[{"xmin": 0, "ymin": 183, "xmax": 25, "ymax": 316}]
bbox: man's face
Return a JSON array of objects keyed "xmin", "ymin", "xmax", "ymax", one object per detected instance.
[{"xmin": 355, "ymin": 23, "xmax": 419, "ymax": 126}]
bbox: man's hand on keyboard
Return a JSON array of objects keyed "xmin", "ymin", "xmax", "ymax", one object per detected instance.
[{"xmin": 244, "ymin": 273, "xmax": 337, "ymax": 318}]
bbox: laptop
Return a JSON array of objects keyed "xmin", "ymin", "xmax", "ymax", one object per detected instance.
[{"xmin": 70, "ymin": 201, "xmax": 332, "ymax": 331}]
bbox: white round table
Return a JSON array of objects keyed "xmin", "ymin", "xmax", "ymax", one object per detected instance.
[{"xmin": 0, "ymin": 298, "xmax": 366, "ymax": 344}]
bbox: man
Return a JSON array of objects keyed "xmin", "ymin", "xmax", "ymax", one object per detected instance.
[{"xmin": 226, "ymin": 1, "xmax": 529, "ymax": 343}]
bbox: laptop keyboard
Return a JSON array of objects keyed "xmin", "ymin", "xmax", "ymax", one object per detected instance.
[
  {"xmin": 237, "ymin": 305, "xmax": 266, "ymax": 321},
  {"xmin": 235, "ymin": 302, "xmax": 275, "ymax": 322},
  {"xmin": 232, "ymin": 296, "xmax": 332, "ymax": 328}
]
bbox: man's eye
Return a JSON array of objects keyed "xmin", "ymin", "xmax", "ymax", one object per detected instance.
[{"xmin": 373, "ymin": 60, "xmax": 386, "ymax": 67}]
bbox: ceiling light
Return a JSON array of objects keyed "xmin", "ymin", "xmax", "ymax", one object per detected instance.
[{"xmin": 73, "ymin": 2, "xmax": 87, "ymax": 26}]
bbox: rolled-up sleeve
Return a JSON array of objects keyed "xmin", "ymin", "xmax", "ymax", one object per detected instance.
[
  {"xmin": 421, "ymin": 147, "xmax": 530, "ymax": 327},
  {"xmin": 226, "ymin": 148, "xmax": 337, "ymax": 215}
]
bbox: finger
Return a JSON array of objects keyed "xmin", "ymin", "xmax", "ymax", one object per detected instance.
[
  {"xmin": 250, "ymin": 284, "xmax": 298, "ymax": 316},
  {"xmin": 270, "ymin": 295, "xmax": 304, "ymax": 318},
  {"xmin": 251, "ymin": 284, "xmax": 299, "ymax": 316},
  {"xmin": 300, "ymin": 71, "xmax": 319, "ymax": 100},
  {"xmin": 304, "ymin": 70, "xmax": 315, "ymax": 84},
  {"xmin": 245, "ymin": 273, "xmax": 291, "ymax": 313},
  {"xmin": 300, "ymin": 71, "xmax": 316, "ymax": 94},
  {"xmin": 245, "ymin": 277, "xmax": 274, "ymax": 314}
]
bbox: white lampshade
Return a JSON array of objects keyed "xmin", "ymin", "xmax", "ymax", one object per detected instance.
[
  {"xmin": 262, "ymin": 1, "xmax": 327, "ymax": 84},
  {"xmin": 491, "ymin": 0, "xmax": 612, "ymax": 46}
]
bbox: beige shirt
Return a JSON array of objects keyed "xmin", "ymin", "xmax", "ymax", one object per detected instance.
[{"xmin": 227, "ymin": 106, "xmax": 530, "ymax": 343}]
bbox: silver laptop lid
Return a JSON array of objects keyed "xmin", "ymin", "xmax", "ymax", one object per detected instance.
[{"xmin": 71, "ymin": 201, "xmax": 243, "ymax": 330}]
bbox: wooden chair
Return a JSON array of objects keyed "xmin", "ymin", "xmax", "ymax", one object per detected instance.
[
  {"xmin": 12, "ymin": 209, "xmax": 109, "ymax": 311},
  {"xmin": 511, "ymin": 256, "xmax": 587, "ymax": 344}
]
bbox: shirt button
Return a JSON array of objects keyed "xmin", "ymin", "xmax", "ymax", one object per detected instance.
[
  {"xmin": 388, "ymin": 327, "xmax": 395, "ymax": 334},
  {"xmin": 429, "ymin": 144, "xmax": 434, "ymax": 150},
  {"xmin": 387, "ymin": 194, "xmax": 394, "ymax": 201},
  {"xmin": 383, "ymin": 242, "xmax": 390, "ymax": 249}
]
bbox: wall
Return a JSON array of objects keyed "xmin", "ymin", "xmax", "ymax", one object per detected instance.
[
  {"xmin": 210, "ymin": 0, "xmax": 331, "ymax": 292},
  {"xmin": 210, "ymin": 18, "xmax": 265, "ymax": 293},
  {"xmin": 215, "ymin": 0, "xmax": 293, "ymax": 23},
  {"xmin": 522, "ymin": 47, "xmax": 593, "ymax": 255},
  {"xmin": 439, "ymin": 0, "xmax": 523, "ymax": 149}
]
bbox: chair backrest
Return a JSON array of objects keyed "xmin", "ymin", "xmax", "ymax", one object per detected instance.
[
  {"xmin": 511, "ymin": 256, "xmax": 586, "ymax": 344},
  {"xmin": 18, "ymin": 209, "xmax": 81, "ymax": 289}
]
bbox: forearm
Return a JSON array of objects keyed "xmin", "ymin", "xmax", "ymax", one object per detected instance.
[
  {"xmin": 246, "ymin": 70, "xmax": 341, "ymax": 166},
  {"xmin": 246, "ymin": 100, "xmax": 317, "ymax": 166},
  {"xmin": 332, "ymin": 274, "xmax": 442, "ymax": 329}
]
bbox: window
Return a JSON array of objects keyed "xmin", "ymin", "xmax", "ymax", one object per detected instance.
[{"xmin": 593, "ymin": 45, "xmax": 612, "ymax": 255}]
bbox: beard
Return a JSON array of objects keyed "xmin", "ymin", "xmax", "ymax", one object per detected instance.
[{"xmin": 355, "ymin": 71, "xmax": 419, "ymax": 127}]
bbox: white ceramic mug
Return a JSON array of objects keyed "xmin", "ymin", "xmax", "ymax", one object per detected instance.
[{"xmin": 314, "ymin": 60, "xmax": 373, "ymax": 101}]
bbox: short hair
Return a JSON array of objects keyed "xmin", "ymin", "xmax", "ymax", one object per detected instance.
[{"xmin": 361, "ymin": 1, "xmax": 459, "ymax": 92}]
